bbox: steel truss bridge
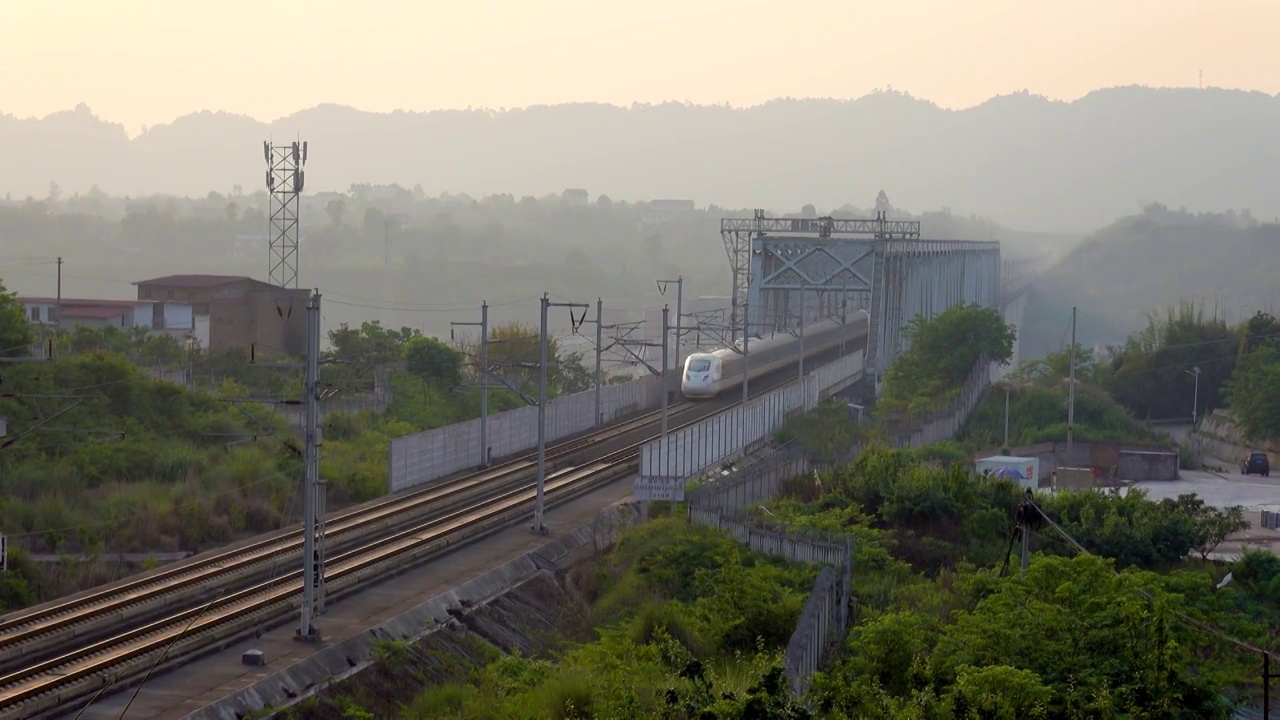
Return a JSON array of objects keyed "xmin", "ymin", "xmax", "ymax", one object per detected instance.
[{"xmin": 721, "ymin": 211, "xmax": 1040, "ymax": 385}]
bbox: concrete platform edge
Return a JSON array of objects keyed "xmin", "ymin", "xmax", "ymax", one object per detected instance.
[{"xmin": 182, "ymin": 501, "xmax": 642, "ymax": 720}]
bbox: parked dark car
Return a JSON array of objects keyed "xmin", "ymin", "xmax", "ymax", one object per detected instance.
[{"xmin": 1240, "ymin": 452, "xmax": 1270, "ymax": 477}]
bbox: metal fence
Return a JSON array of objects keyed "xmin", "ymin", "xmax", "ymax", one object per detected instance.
[
  {"xmin": 784, "ymin": 564, "xmax": 850, "ymax": 698},
  {"xmin": 639, "ymin": 352, "xmax": 864, "ymax": 483},
  {"xmin": 685, "ymin": 441, "xmax": 819, "ymax": 513},
  {"xmin": 688, "ymin": 502, "xmax": 853, "ymax": 700},
  {"xmin": 675, "ymin": 357, "xmax": 995, "ymax": 699},
  {"xmin": 1263, "ymin": 511, "xmax": 1279, "ymax": 531},
  {"xmin": 887, "ymin": 357, "xmax": 992, "ymax": 449}
]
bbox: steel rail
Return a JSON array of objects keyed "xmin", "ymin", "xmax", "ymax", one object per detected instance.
[
  {"xmin": 0, "ymin": 400, "xmax": 736, "ymax": 719},
  {"xmin": 0, "ymin": 336, "xmax": 868, "ymax": 717},
  {"xmin": 0, "ymin": 401, "xmax": 699, "ymax": 667}
]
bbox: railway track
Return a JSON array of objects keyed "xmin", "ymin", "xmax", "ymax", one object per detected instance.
[
  {"xmin": 0, "ymin": 406, "xmax": 725, "ymax": 720},
  {"xmin": 0, "ymin": 401, "xmax": 699, "ymax": 674},
  {"xmin": 0, "ymin": 339, "xmax": 866, "ymax": 718}
]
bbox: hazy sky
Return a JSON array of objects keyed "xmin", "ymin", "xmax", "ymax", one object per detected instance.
[{"xmin": 3, "ymin": 0, "xmax": 1276, "ymax": 135}]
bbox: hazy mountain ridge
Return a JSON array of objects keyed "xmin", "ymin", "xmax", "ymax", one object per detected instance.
[
  {"xmin": 1022, "ymin": 205, "xmax": 1280, "ymax": 354},
  {"xmin": 3, "ymin": 86, "xmax": 1278, "ymax": 232}
]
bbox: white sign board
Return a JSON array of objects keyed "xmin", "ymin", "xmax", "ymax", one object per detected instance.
[
  {"xmin": 633, "ymin": 477, "xmax": 685, "ymax": 502},
  {"xmin": 975, "ymin": 456, "xmax": 1040, "ymax": 490}
]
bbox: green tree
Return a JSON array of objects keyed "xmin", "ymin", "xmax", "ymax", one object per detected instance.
[
  {"xmin": 327, "ymin": 321, "xmax": 421, "ymax": 364},
  {"xmin": 1104, "ymin": 301, "xmax": 1235, "ymax": 420},
  {"xmin": 1223, "ymin": 345, "xmax": 1280, "ymax": 439},
  {"xmin": 0, "ymin": 278, "xmax": 35, "ymax": 357},
  {"xmin": 460, "ymin": 322, "xmax": 590, "ymax": 397},
  {"xmin": 1008, "ymin": 343, "xmax": 1105, "ymax": 386},
  {"xmin": 403, "ymin": 336, "xmax": 463, "ymax": 389},
  {"xmin": 551, "ymin": 350, "xmax": 594, "ymax": 395},
  {"xmin": 1169, "ymin": 494, "xmax": 1251, "ymax": 560},
  {"xmin": 1237, "ymin": 310, "xmax": 1280, "ymax": 358},
  {"xmin": 880, "ymin": 303, "xmax": 1016, "ymax": 413}
]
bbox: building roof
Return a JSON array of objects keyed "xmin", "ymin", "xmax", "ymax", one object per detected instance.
[
  {"xmin": 57, "ymin": 305, "xmax": 134, "ymax": 320},
  {"xmin": 133, "ymin": 274, "xmax": 253, "ymax": 288},
  {"xmin": 20, "ymin": 296, "xmax": 150, "ymax": 307}
]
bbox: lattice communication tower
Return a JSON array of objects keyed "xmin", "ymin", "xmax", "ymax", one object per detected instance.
[{"xmin": 265, "ymin": 140, "xmax": 307, "ymax": 288}]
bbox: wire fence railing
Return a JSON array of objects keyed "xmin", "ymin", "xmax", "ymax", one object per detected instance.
[{"xmin": 680, "ymin": 358, "xmax": 993, "ymax": 700}]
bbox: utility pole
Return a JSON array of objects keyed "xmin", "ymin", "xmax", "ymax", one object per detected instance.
[
  {"xmin": 247, "ymin": 290, "xmax": 325, "ymax": 642},
  {"xmin": 594, "ymin": 298, "xmax": 603, "ymax": 427},
  {"xmin": 55, "ymin": 257, "xmax": 63, "ymax": 327},
  {"xmin": 1067, "ymin": 306, "xmax": 1077, "ymax": 461},
  {"xmin": 657, "ymin": 277, "xmax": 683, "ymax": 373},
  {"xmin": 741, "ymin": 301, "xmax": 751, "ymax": 404},
  {"xmin": 839, "ymin": 282, "xmax": 848, "ymax": 356},
  {"xmin": 533, "ymin": 293, "xmax": 588, "ymax": 534},
  {"xmin": 1003, "ymin": 384, "xmax": 1011, "ymax": 453},
  {"xmin": 661, "ymin": 305, "xmax": 670, "ymax": 441},
  {"xmin": 300, "ymin": 290, "xmax": 323, "ymax": 639},
  {"xmin": 1020, "ymin": 519, "xmax": 1031, "ymax": 575},
  {"xmin": 798, "ymin": 286, "xmax": 806, "ymax": 382},
  {"xmin": 451, "ymin": 302, "xmax": 490, "ymax": 467},
  {"xmin": 1187, "ymin": 366, "xmax": 1202, "ymax": 427}
]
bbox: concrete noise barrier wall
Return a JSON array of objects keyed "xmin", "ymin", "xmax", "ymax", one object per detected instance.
[
  {"xmin": 389, "ymin": 374, "xmax": 664, "ymax": 493},
  {"xmin": 638, "ymin": 352, "xmax": 863, "ymax": 482}
]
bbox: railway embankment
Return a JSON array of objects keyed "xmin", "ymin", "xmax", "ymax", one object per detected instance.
[{"xmin": 186, "ymin": 503, "xmax": 640, "ymax": 720}]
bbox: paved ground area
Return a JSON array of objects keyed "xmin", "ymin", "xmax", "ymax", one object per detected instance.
[
  {"xmin": 78, "ymin": 478, "xmax": 638, "ymax": 720},
  {"xmin": 1124, "ymin": 460, "xmax": 1279, "ymax": 560}
]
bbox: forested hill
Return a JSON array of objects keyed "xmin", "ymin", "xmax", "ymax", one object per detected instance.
[
  {"xmin": 4, "ymin": 86, "xmax": 1279, "ymax": 232},
  {"xmin": 1020, "ymin": 204, "xmax": 1280, "ymax": 355}
]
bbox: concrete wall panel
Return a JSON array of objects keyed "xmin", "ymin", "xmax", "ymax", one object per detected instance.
[
  {"xmin": 639, "ymin": 352, "xmax": 863, "ymax": 481},
  {"xmin": 390, "ymin": 374, "xmax": 662, "ymax": 493}
]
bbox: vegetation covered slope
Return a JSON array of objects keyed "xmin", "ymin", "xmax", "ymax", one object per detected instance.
[
  {"xmin": 288, "ymin": 515, "xmax": 818, "ymax": 719},
  {"xmin": 1023, "ymin": 205, "xmax": 1280, "ymax": 354},
  {"xmin": 769, "ymin": 447, "xmax": 1267, "ymax": 718},
  {"xmin": 0, "ymin": 277, "xmax": 606, "ymax": 610},
  {"xmin": 295, "ymin": 446, "xmax": 1270, "ymax": 719}
]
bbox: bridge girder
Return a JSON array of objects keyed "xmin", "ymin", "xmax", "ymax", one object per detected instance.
[
  {"xmin": 722, "ymin": 211, "xmax": 1043, "ymax": 396},
  {"xmin": 746, "ymin": 233, "xmax": 1002, "ymax": 390}
]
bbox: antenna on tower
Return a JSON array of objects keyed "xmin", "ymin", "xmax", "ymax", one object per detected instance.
[{"xmin": 264, "ymin": 139, "xmax": 308, "ymax": 288}]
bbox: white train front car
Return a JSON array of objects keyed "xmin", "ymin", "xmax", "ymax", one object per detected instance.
[
  {"xmin": 680, "ymin": 316, "xmax": 869, "ymax": 400},
  {"xmin": 681, "ymin": 350, "xmax": 732, "ymax": 398}
]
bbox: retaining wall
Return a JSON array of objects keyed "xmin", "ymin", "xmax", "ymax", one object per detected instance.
[
  {"xmin": 976, "ymin": 439, "xmax": 1182, "ymax": 484},
  {"xmin": 685, "ymin": 443, "xmax": 853, "ymax": 700},
  {"xmin": 888, "ymin": 357, "xmax": 992, "ymax": 449},
  {"xmin": 184, "ymin": 504, "xmax": 640, "ymax": 720},
  {"xmin": 689, "ymin": 504, "xmax": 852, "ymax": 699},
  {"xmin": 638, "ymin": 352, "xmax": 863, "ymax": 482},
  {"xmin": 1196, "ymin": 409, "xmax": 1280, "ymax": 470},
  {"xmin": 684, "ymin": 444, "xmax": 817, "ymax": 514},
  {"xmin": 389, "ymin": 374, "xmax": 664, "ymax": 493}
]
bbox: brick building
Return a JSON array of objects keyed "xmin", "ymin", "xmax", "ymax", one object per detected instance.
[{"xmin": 133, "ymin": 275, "xmax": 309, "ymax": 356}]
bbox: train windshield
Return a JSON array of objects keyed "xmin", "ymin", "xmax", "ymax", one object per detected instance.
[{"xmin": 688, "ymin": 358, "xmax": 713, "ymax": 373}]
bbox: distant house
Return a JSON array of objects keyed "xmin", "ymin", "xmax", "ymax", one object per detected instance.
[
  {"xmin": 562, "ymin": 188, "xmax": 589, "ymax": 205},
  {"xmin": 133, "ymin": 275, "xmax": 310, "ymax": 356},
  {"xmin": 641, "ymin": 199, "xmax": 696, "ymax": 225},
  {"xmin": 20, "ymin": 296, "xmax": 194, "ymax": 337}
]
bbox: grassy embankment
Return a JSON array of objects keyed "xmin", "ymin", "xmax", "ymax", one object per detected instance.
[{"xmin": 0, "ymin": 352, "xmax": 515, "ymax": 610}]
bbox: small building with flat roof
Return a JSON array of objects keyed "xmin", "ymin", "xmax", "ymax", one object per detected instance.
[{"xmin": 133, "ymin": 275, "xmax": 309, "ymax": 356}]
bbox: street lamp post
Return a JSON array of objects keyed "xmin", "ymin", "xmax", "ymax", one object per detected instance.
[
  {"xmin": 1187, "ymin": 366, "xmax": 1202, "ymax": 426},
  {"xmin": 1003, "ymin": 383, "xmax": 1011, "ymax": 453}
]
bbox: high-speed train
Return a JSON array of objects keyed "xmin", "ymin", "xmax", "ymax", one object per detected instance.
[{"xmin": 680, "ymin": 315, "xmax": 870, "ymax": 399}]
